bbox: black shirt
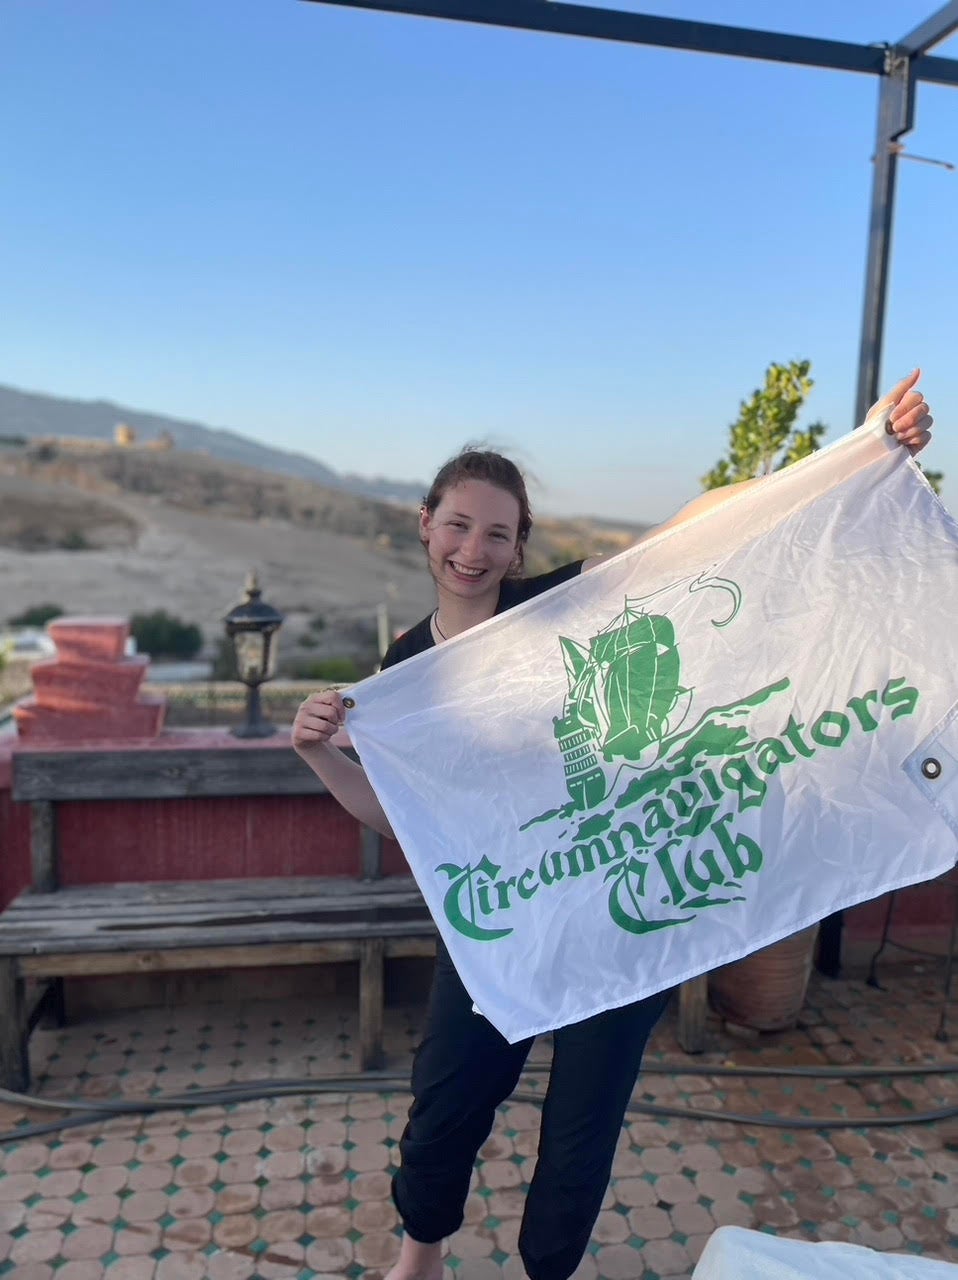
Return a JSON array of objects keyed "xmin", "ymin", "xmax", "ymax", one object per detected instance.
[{"xmin": 380, "ymin": 561, "xmax": 585, "ymax": 670}]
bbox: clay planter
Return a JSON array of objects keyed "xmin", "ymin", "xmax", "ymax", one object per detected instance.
[
  {"xmin": 16, "ymin": 616, "xmax": 166, "ymax": 742},
  {"xmin": 14, "ymin": 695, "xmax": 166, "ymax": 741},
  {"xmin": 31, "ymin": 655, "xmax": 149, "ymax": 711},
  {"xmin": 708, "ymin": 924, "xmax": 820, "ymax": 1032},
  {"xmin": 48, "ymin": 617, "xmax": 130, "ymax": 663}
]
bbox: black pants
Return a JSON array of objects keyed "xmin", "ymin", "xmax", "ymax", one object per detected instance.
[{"xmin": 392, "ymin": 945, "xmax": 669, "ymax": 1280}]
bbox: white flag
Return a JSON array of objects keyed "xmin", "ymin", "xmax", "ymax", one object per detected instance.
[{"xmin": 346, "ymin": 418, "xmax": 958, "ymax": 1043}]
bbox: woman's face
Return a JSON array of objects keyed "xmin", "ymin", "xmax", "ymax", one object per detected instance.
[{"xmin": 420, "ymin": 479, "xmax": 521, "ymax": 599}]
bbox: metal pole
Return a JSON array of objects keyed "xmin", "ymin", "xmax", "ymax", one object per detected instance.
[
  {"xmin": 376, "ymin": 602, "xmax": 391, "ymax": 660},
  {"xmin": 854, "ymin": 3, "xmax": 958, "ymax": 423},
  {"xmin": 854, "ymin": 50, "xmax": 914, "ymax": 426},
  {"xmin": 235, "ymin": 681, "xmax": 275, "ymax": 738}
]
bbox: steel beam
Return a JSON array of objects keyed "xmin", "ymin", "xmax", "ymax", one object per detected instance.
[
  {"xmin": 305, "ymin": 0, "xmax": 958, "ymax": 83},
  {"xmin": 917, "ymin": 53, "xmax": 958, "ymax": 85},
  {"xmin": 896, "ymin": 0, "xmax": 958, "ymax": 57}
]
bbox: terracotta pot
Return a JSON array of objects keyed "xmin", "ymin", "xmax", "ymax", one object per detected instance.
[
  {"xmin": 708, "ymin": 924, "xmax": 820, "ymax": 1031},
  {"xmin": 48, "ymin": 617, "xmax": 130, "ymax": 663}
]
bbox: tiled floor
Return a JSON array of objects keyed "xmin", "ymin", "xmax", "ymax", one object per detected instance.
[{"xmin": 1, "ymin": 961, "xmax": 957, "ymax": 1279}]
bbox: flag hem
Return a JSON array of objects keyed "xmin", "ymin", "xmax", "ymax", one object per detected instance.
[{"xmin": 490, "ymin": 853, "xmax": 958, "ymax": 1044}]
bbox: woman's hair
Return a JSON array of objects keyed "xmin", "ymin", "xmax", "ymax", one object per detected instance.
[{"xmin": 422, "ymin": 448, "xmax": 533, "ymax": 573}]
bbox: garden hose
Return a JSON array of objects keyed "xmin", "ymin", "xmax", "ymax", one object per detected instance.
[{"xmin": 3, "ymin": 1056, "xmax": 958, "ymax": 1144}]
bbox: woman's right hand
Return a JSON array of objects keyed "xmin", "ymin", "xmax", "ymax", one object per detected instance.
[{"xmin": 292, "ymin": 690, "xmax": 347, "ymax": 752}]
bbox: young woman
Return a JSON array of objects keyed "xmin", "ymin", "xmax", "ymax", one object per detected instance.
[{"xmin": 292, "ymin": 371, "xmax": 933, "ymax": 1280}]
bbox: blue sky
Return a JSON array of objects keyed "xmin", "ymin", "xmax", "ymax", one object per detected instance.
[{"xmin": 4, "ymin": 0, "xmax": 957, "ymax": 520}]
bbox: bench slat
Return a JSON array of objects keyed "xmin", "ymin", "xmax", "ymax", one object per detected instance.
[
  {"xmin": 0, "ymin": 895, "xmax": 428, "ymax": 926},
  {"xmin": 0, "ymin": 914, "xmax": 437, "ymax": 955},
  {"xmin": 3, "ymin": 875, "xmax": 419, "ymax": 907},
  {"xmin": 12, "ymin": 746, "xmax": 333, "ymax": 802},
  {"xmin": 20, "ymin": 936, "xmax": 437, "ymax": 978},
  {"xmin": 0, "ymin": 875, "xmax": 437, "ymax": 956}
]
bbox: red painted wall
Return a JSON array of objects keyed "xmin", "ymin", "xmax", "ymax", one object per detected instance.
[
  {"xmin": 0, "ymin": 735, "xmax": 406, "ymax": 908},
  {"xmin": 53, "ymin": 792, "xmax": 406, "ymax": 883}
]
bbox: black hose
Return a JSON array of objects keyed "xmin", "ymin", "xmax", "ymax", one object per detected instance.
[{"xmin": 2, "ymin": 1056, "xmax": 956, "ymax": 1143}]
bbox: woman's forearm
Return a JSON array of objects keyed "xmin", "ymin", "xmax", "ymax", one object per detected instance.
[
  {"xmin": 295, "ymin": 742, "xmax": 396, "ymax": 841},
  {"xmin": 582, "ymin": 477, "xmax": 763, "ymax": 572}
]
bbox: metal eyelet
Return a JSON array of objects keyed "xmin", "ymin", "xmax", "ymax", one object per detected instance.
[
  {"xmin": 921, "ymin": 757, "xmax": 942, "ymax": 780},
  {"xmin": 342, "ymin": 696, "xmax": 356, "ymax": 709}
]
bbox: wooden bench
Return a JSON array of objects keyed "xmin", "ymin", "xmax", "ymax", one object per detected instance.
[
  {"xmin": 0, "ymin": 742, "xmax": 708, "ymax": 1090},
  {"xmin": 0, "ymin": 743, "xmax": 436, "ymax": 1090}
]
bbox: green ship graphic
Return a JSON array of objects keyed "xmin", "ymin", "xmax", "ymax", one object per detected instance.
[{"xmin": 553, "ymin": 573, "xmax": 741, "ymax": 809}]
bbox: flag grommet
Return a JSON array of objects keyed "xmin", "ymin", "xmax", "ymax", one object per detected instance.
[
  {"xmin": 343, "ymin": 697, "xmax": 356, "ymax": 709},
  {"xmin": 921, "ymin": 757, "xmax": 943, "ymax": 780}
]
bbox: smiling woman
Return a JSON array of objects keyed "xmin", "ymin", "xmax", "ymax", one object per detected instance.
[
  {"xmin": 288, "ymin": 370, "xmax": 935, "ymax": 1280},
  {"xmin": 418, "ymin": 448, "xmax": 533, "ymax": 637}
]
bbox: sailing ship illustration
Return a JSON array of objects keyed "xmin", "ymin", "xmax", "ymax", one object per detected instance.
[{"xmin": 553, "ymin": 574, "xmax": 741, "ymax": 809}]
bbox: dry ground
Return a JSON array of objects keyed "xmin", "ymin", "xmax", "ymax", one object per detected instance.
[
  {"xmin": 0, "ymin": 450, "xmax": 638, "ymax": 660},
  {"xmin": 0, "ymin": 483, "xmax": 436, "ymax": 658}
]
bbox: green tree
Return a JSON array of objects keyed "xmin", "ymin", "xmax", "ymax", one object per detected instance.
[
  {"xmin": 8, "ymin": 603, "xmax": 64, "ymax": 627},
  {"xmin": 919, "ymin": 465, "xmax": 944, "ymax": 496},
  {"xmin": 290, "ymin": 656, "xmax": 361, "ymax": 682},
  {"xmin": 702, "ymin": 360, "xmax": 826, "ymax": 490},
  {"xmin": 130, "ymin": 610, "xmax": 203, "ymax": 660}
]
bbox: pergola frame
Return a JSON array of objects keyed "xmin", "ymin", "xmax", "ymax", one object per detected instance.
[{"xmin": 304, "ymin": 0, "xmax": 958, "ymax": 426}]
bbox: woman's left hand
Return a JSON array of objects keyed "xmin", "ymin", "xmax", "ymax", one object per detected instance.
[{"xmin": 871, "ymin": 368, "xmax": 934, "ymax": 455}]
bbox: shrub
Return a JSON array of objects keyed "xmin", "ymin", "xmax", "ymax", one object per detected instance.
[
  {"xmin": 58, "ymin": 530, "xmax": 90, "ymax": 550},
  {"xmin": 131, "ymin": 610, "xmax": 203, "ymax": 660},
  {"xmin": 290, "ymin": 656, "xmax": 361, "ymax": 683},
  {"xmin": 8, "ymin": 603, "xmax": 64, "ymax": 627}
]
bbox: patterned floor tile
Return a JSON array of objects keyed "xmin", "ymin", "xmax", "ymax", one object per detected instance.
[{"xmin": 0, "ymin": 964, "xmax": 955, "ymax": 1279}]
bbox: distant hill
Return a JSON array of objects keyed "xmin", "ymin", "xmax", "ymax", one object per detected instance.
[
  {"xmin": 0, "ymin": 437, "xmax": 640, "ymax": 567},
  {"xmin": 0, "ymin": 383, "xmax": 426, "ymax": 505},
  {"xmin": 0, "ymin": 436, "xmax": 644, "ymax": 667}
]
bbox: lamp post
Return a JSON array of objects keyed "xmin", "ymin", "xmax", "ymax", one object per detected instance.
[{"xmin": 224, "ymin": 572, "xmax": 284, "ymax": 738}]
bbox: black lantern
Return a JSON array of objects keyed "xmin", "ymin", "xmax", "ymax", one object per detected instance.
[{"xmin": 224, "ymin": 572, "xmax": 284, "ymax": 738}]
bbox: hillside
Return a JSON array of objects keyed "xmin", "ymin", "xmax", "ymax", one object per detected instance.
[
  {"xmin": 0, "ymin": 441, "xmax": 645, "ymax": 668},
  {"xmin": 0, "ymin": 382, "xmax": 424, "ymax": 504}
]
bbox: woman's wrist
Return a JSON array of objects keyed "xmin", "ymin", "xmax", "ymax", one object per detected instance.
[{"xmin": 294, "ymin": 737, "xmax": 335, "ymax": 760}]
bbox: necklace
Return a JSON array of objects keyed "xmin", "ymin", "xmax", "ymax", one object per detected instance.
[{"xmin": 432, "ymin": 611, "xmax": 448, "ymax": 641}]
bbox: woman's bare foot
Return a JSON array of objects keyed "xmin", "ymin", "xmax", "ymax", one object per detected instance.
[{"xmin": 384, "ymin": 1234, "xmax": 444, "ymax": 1280}]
